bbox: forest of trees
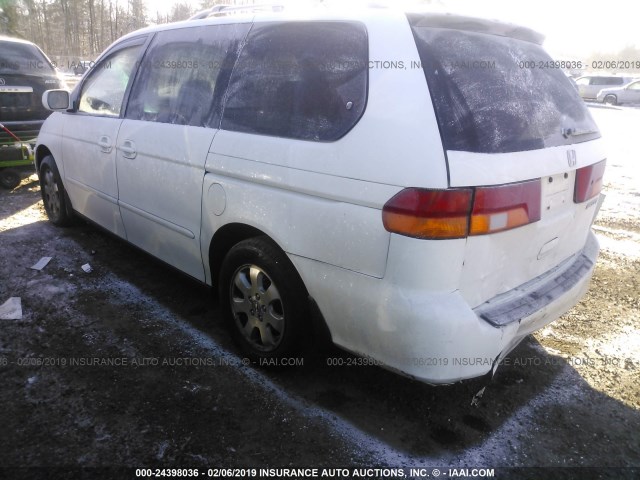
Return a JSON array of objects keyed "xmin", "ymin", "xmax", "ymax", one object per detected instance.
[{"xmin": 0, "ymin": 0, "xmax": 253, "ymax": 68}]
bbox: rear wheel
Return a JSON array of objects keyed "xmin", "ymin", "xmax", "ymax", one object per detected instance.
[
  {"xmin": 219, "ymin": 236, "xmax": 309, "ymax": 361},
  {"xmin": 39, "ymin": 155, "xmax": 74, "ymax": 226},
  {"xmin": 0, "ymin": 168, "xmax": 21, "ymax": 190},
  {"xmin": 603, "ymin": 94, "xmax": 618, "ymax": 106}
]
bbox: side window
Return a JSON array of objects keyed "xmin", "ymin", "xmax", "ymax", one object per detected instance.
[
  {"xmin": 126, "ymin": 24, "xmax": 249, "ymax": 127},
  {"xmin": 222, "ymin": 22, "xmax": 368, "ymax": 142},
  {"xmin": 629, "ymin": 82, "xmax": 640, "ymax": 90},
  {"xmin": 575, "ymin": 77, "xmax": 590, "ymax": 86},
  {"xmin": 595, "ymin": 77, "xmax": 622, "ymax": 86},
  {"xmin": 78, "ymin": 45, "xmax": 142, "ymax": 117}
]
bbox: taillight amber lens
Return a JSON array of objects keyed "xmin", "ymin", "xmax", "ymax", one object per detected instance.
[{"xmin": 382, "ymin": 188, "xmax": 473, "ymax": 239}]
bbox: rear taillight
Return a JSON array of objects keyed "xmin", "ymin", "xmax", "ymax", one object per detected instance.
[
  {"xmin": 470, "ymin": 179, "xmax": 541, "ymax": 235},
  {"xmin": 382, "ymin": 188, "xmax": 472, "ymax": 239},
  {"xmin": 574, "ymin": 160, "xmax": 606, "ymax": 203},
  {"xmin": 382, "ymin": 180, "xmax": 541, "ymax": 240}
]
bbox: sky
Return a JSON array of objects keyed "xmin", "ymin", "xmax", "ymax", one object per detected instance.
[
  {"xmin": 145, "ymin": 0, "xmax": 639, "ymax": 58},
  {"xmin": 440, "ymin": 0, "xmax": 639, "ymax": 58}
]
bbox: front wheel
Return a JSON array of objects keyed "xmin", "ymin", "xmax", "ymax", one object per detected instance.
[
  {"xmin": 603, "ymin": 94, "xmax": 618, "ymax": 106},
  {"xmin": 39, "ymin": 155, "xmax": 74, "ymax": 226},
  {"xmin": 219, "ymin": 236, "xmax": 309, "ymax": 360}
]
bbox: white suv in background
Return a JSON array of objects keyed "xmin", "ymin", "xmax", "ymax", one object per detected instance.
[
  {"xmin": 36, "ymin": 5, "xmax": 605, "ymax": 384},
  {"xmin": 575, "ymin": 74, "xmax": 634, "ymax": 101},
  {"xmin": 596, "ymin": 79, "xmax": 640, "ymax": 105}
]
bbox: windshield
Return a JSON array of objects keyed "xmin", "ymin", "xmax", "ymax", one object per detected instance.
[
  {"xmin": 409, "ymin": 18, "xmax": 600, "ymax": 154},
  {"xmin": 0, "ymin": 41, "xmax": 56, "ymax": 75}
]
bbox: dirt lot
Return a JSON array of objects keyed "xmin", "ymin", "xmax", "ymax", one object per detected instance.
[{"xmin": 0, "ymin": 106, "xmax": 638, "ymax": 479}]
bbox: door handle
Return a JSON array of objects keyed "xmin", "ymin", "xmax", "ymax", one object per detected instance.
[
  {"xmin": 98, "ymin": 135, "xmax": 112, "ymax": 153},
  {"xmin": 120, "ymin": 140, "xmax": 137, "ymax": 159}
]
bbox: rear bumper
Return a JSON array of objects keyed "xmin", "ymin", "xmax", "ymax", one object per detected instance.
[
  {"xmin": 0, "ymin": 120, "xmax": 45, "ymax": 144},
  {"xmin": 475, "ymin": 232, "xmax": 599, "ymax": 328},
  {"xmin": 475, "ymin": 231, "xmax": 599, "ymax": 369},
  {"xmin": 294, "ymin": 231, "xmax": 599, "ymax": 384}
]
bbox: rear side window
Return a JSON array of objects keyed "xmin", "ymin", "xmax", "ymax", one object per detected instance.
[
  {"xmin": 126, "ymin": 24, "xmax": 249, "ymax": 127},
  {"xmin": 589, "ymin": 76, "xmax": 624, "ymax": 86},
  {"xmin": 409, "ymin": 18, "xmax": 600, "ymax": 153},
  {"xmin": 0, "ymin": 41, "xmax": 55, "ymax": 75},
  {"xmin": 221, "ymin": 22, "xmax": 368, "ymax": 142}
]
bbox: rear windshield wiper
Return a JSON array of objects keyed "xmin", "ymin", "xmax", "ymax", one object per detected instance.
[{"xmin": 562, "ymin": 127, "xmax": 599, "ymax": 139}]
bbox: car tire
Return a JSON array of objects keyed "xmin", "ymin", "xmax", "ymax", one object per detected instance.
[
  {"xmin": 219, "ymin": 236, "xmax": 309, "ymax": 361},
  {"xmin": 603, "ymin": 95, "xmax": 618, "ymax": 106},
  {"xmin": 0, "ymin": 168, "xmax": 21, "ymax": 190},
  {"xmin": 39, "ymin": 155, "xmax": 74, "ymax": 226}
]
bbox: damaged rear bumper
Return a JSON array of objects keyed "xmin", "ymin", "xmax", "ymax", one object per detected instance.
[
  {"xmin": 475, "ymin": 231, "xmax": 599, "ymax": 328},
  {"xmin": 296, "ymin": 232, "xmax": 600, "ymax": 384},
  {"xmin": 477, "ymin": 231, "xmax": 600, "ymax": 373}
]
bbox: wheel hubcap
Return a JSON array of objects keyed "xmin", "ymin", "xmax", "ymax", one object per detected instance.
[
  {"xmin": 42, "ymin": 168, "xmax": 60, "ymax": 218},
  {"xmin": 230, "ymin": 264, "xmax": 284, "ymax": 351}
]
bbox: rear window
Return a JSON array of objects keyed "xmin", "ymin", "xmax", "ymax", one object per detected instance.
[
  {"xmin": 408, "ymin": 18, "xmax": 600, "ymax": 154},
  {"xmin": 221, "ymin": 22, "xmax": 368, "ymax": 142},
  {"xmin": 0, "ymin": 41, "xmax": 55, "ymax": 75}
]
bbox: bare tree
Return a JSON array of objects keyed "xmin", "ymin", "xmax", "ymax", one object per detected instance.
[
  {"xmin": 0, "ymin": 0, "xmax": 20, "ymax": 36},
  {"xmin": 3, "ymin": 0, "xmax": 260, "ymax": 66}
]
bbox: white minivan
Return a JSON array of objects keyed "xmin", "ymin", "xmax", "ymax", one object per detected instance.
[{"xmin": 36, "ymin": 5, "xmax": 605, "ymax": 384}]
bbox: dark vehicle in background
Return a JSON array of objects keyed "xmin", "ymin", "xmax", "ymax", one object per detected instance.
[
  {"xmin": 0, "ymin": 36, "xmax": 66, "ymax": 144},
  {"xmin": 0, "ymin": 36, "xmax": 65, "ymax": 188}
]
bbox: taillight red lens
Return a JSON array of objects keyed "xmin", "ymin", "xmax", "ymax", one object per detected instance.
[
  {"xmin": 382, "ymin": 188, "xmax": 472, "ymax": 239},
  {"xmin": 470, "ymin": 179, "xmax": 541, "ymax": 235},
  {"xmin": 383, "ymin": 180, "xmax": 542, "ymax": 239},
  {"xmin": 574, "ymin": 160, "xmax": 606, "ymax": 203}
]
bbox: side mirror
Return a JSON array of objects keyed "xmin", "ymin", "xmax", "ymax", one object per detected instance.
[{"xmin": 42, "ymin": 90, "xmax": 71, "ymax": 111}]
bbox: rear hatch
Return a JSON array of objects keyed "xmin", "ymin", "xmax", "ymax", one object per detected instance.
[
  {"xmin": 408, "ymin": 14, "xmax": 605, "ymax": 307},
  {"xmin": 0, "ymin": 40, "xmax": 60, "ymax": 141}
]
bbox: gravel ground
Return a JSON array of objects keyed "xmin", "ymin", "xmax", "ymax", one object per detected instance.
[{"xmin": 0, "ymin": 106, "xmax": 638, "ymax": 480}]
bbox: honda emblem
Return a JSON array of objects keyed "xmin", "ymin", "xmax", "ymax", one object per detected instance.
[{"xmin": 567, "ymin": 149, "xmax": 577, "ymax": 168}]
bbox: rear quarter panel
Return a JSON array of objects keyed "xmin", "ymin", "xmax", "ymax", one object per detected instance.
[{"xmin": 202, "ymin": 12, "xmax": 449, "ymax": 283}]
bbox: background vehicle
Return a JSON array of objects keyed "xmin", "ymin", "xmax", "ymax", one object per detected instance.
[
  {"xmin": 575, "ymin": 74, "xmax": 634, "ymax": 100},
  {"xmin": 596, "ymin": 79, "xmax": 640, "ymax": 105},
  {"xmin": 35, "ymin": 6, "xmax": 605, "ymax": 384},
  {"xmin": 0, "ymin": 36, "xmax": 67, "ymax": 143},
  {"xmin": 0, "ymin": 122, "xmax": 33, "ymax": 189}
]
